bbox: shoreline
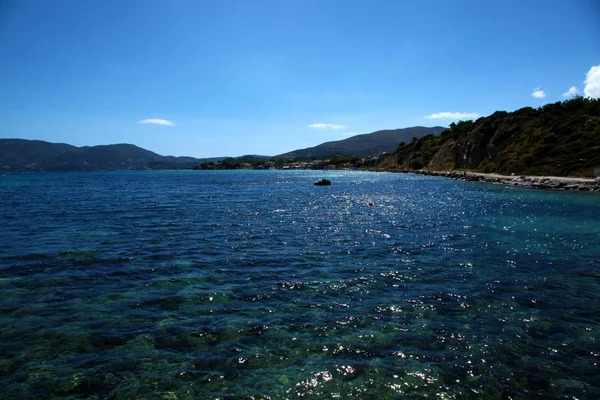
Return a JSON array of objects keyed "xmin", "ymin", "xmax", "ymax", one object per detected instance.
[{"xmin": 377, "ymin": 168, "xmax": 600, "ymax": 192}]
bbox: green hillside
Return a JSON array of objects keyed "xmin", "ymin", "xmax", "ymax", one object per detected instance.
[{"xmin": 377, "ymin": 97, "xmax": 600, "ymax": 177}]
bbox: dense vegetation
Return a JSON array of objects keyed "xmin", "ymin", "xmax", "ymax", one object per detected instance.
[
  {"xmin": 378, "ymin": 97, "xmax": 600, "ymax": 177},
  {"xmin": 194, "ymin": 155, "xmax": 271, "ymax": 170},
  {"xmin": 194, "ymin": 155, "xmax": 362, "ymax": 170}
]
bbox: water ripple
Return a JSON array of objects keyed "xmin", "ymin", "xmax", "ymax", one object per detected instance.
[{"xmin": 1, "ymin": 170, "xmax": 600, "ymax": 398}]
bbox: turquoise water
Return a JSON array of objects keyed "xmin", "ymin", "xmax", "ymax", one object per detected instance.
[{"xmin": 1, "ymin": 170, "xmax": 599, "ymax": 399}]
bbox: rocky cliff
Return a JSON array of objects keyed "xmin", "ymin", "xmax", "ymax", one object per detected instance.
[{"xmin": 378, "ymin": 97, "xmax": 600, "ymax": 177}]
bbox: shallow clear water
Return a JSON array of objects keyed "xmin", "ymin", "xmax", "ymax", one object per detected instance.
[{"xmin": 1, "ymin": 170, "xmax": 599, "ymax": 399}]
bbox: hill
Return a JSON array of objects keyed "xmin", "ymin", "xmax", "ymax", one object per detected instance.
[
  {"xmin": 0, "ymin": 139, "xmax": 218, "ymax": 172},
  {"xmin": 277, "ymin": 126, "xmax": 446, "ymax": 159},
  {"xmin": 377, "ymin": 97, "xmax": 600, "ymax": 177}
]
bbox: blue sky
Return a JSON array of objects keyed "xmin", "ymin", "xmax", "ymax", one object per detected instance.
[{"xmin": 1, "ymin": 0, "xmax": 599, "ymax": 158}]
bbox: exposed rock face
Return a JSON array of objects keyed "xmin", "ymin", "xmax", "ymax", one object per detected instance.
[{"xmin": 379, "ymin": 98, "xmax": 600, "ymax": 178}]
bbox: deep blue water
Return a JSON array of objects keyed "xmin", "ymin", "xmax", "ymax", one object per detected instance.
[{"xmin": 1, "ymin": 170, "xmax": 599, "ymax": 399}]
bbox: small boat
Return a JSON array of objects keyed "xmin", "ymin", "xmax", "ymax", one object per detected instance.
[{"xmin": 314, "ymin": 178, "xmax": 331, "ymax": 186}]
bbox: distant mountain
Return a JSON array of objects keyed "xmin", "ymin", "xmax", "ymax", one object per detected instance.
[
  {"xmin": 1, "ymin": 127, "xmax": 448, "ymax": 172},
  {"xmin": 0, "ymin": 139, "xmax": 218, "ymax": 172},
  {"xmin": 377, "ymin": 97, "xmax": 600, "ymax": 177},
  {"xmin": 276, "ymin": 126, "xmax": 446, "ymax": 159}
]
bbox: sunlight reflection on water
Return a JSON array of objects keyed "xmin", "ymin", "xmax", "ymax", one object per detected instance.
[{"xmin": 1, "ymin": 170, "xmax": 599, "ymax": 398}]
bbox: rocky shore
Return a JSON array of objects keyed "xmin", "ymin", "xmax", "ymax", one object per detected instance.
[{"xmin": 378, "ymin": 169, "xmax": 600, "ymax": 192}]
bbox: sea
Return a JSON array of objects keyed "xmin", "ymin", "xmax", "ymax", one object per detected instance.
[{"xmin": 1, "ymin": 170, "xmax": 599, "ymax": 399}]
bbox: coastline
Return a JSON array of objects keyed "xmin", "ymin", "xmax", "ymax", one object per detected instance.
[{"xmin": 377, "ymin": 168, "xmax": 600, "ymax": 192}]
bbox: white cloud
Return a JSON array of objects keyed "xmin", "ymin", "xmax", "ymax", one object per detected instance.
[
  {"xmin": 425, "ymin": 112, "xmax": 479, "ymax": 120},
  {"xmin": 531, "ymin": 87, "xmax": 546, "ymax": 98},
  {"xmin": 137, "ymin": 118, "xmax": 175, "ymax": 126},
  {"xmin": 584, "ymin": 65, "xmax": 600, "ymax": 99},
  {"xmin": 562, "ymin": 86, "xmax": 579, "ymax": 97},
  {"xmin": 341, "ymin": 132, "xmax": 358, "ymax": 137},
  {"xmin": 309, "ymin": 122, "xmax": 346, "ymax": 129}
]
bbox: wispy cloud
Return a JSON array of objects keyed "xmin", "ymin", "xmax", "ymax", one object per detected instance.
[
  {"xmin": 584, "ymin": 65, "xmax": 600, "ymax": 99},
  {"xmin": 309, "ymin": 122, "xmax": 346, "ymax": 130},
  {"xmin": 341, "ymin": 132, "xmax": 358, "ymax": 137},
  {"xmin": 531, "ymin": 87, "xmax": 546, "ymax": 98},
  {"xmin": 425, "ymin": 112, "xmax": 479, "ymax": 120},
  {"xmin": 562, "ymin": 86, "xmax": 579, "ymax": 97},
  {"xmin": 138, "ymin": 118, "xmax": 175, "ymax": 126}
]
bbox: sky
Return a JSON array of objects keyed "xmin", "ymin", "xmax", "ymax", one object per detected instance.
[{"xmin": 1, "ymin": 0, "xmax": 599, "ymax": 158}]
